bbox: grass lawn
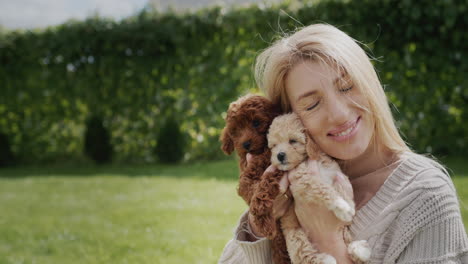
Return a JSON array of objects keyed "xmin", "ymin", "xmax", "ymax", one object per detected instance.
[{"xmin": 0, "ymin": 157, "xmax": 467, "ymax": 264}]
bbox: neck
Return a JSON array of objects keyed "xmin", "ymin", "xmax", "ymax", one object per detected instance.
[{"xmin": 338, "ymin": 142, "xmax": 397, "ymax": 180}]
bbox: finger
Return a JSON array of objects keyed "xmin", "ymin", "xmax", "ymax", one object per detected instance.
[
  {"xmin": 273, "ymin": 195, "xmax": 293, "ymax": 219},
  {"xmin": 286, "ymin": 170, "xmax": 296, "ymax": 184},
  {"xmin": 265, "ymin": 164, "xmax": 276, "ymax": 173},
  {"xmin": 278, "ymin": 173, "xmax": 290, "ymax": 194},
  {"xmin": 246, "ymin": 153, "xmax": 252, "ymax": 164}
]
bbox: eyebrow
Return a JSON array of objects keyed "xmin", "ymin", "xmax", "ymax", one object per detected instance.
[
  {"xmin": 296, "ymin": 72, "xmax": 347, "ymax": 103},
  {"xmin": 296, "ymin": 90, "xmax": 318, "ymax": 103}
]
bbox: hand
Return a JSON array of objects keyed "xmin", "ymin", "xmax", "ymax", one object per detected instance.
[
  {"xmin": 287, "ymin": 159, "xmax": 354, "ymax": 250},
  {"xmin": 246, "ymin": 153, "xmax": 292, "ymax": 238}
]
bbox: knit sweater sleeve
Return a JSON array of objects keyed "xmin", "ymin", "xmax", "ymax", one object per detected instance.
[
  {"xmin": 385, "ymin": 168, "xmax": 468, "ymax": 263},
  {"xmin": 218, "ymin": 211, "xmax": 273, "ymax": 264}
]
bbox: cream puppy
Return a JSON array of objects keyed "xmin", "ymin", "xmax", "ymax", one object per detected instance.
[{"xmin": 268, "ymin": 112, "xmax": 371, "ymax": 264}]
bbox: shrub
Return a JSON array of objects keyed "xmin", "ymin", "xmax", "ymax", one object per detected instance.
[
  {"xmin": 84, "ymin": 116, "xmax": 113, "ymax": 164},
  {"xmin": 0, "ymin": 132, "xmax": 14, "ymax": 167},
  {"xmin": 154, "ymin": 118, "xmax": 186, "ymax": 163},
  {"xmin": 1, "ymin": 0, "xmax": 467, "ymax": 164}
]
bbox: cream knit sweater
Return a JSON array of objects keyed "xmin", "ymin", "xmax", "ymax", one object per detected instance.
[{"xmin": 218, "ymin": 153, "xmax": 468, "ymax": 263}]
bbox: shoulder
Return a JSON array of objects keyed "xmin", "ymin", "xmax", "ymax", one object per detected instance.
[
  {"xmin": 381, "ymin": 152, "xmax": 464, "ymax": 234},
  {"xmin": 393, "ymin": 152, "xmax": 456, "ymax": 196},
  {"xmin": 382, "ymin": 153, "xmax": 468, "ymax": 263},
  {"xmin": 389, "ymin": 153, "xmax": 465, "ymax": 236}
]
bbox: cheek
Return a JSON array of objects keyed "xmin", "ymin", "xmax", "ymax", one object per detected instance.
[
  {"xmin": 363, "ymin": 114, "xmax": 375, "ymax": 139},
  {"xmin": 349, "ymin": 92, "xmax": 371, "ymax": 114},
  {"xmin": 298, "ymin": 114, "xmax": 323, "ymax": 141}
]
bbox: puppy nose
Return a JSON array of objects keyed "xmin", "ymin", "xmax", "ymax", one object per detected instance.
[
  {"xmin": 277, "ymin": 152, "xmax": 286, "ymax": 162},
  {"xmin": 243, "ymin": 141, "xmax": 251, "ymax": 150}
]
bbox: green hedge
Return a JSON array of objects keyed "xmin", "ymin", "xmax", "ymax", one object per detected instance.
[{"xmin": 1, "ymin": 0, "xmax": 467, "ymax": 164}]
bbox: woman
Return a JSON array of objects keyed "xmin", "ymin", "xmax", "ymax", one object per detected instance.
[{"xmin": 219, "ymin": 24, "xmax": 468, "ymax": 263}]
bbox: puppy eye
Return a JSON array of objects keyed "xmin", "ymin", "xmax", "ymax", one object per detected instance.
[
  {"xmin": 289, "ymin": 139, "xmax": 297, "ymax": 144},
  {"xmin": 252, "ymin": 120, "xmax": 260, "ymax": 128}
]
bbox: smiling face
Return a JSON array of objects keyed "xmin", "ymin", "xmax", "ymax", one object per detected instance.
[{"xmin": 285, "ymin": 60, "xmax": 374, "ymax": 160}]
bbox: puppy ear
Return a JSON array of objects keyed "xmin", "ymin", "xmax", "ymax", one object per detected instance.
[
  {"xmin": 220, "ymin": 127, "xmax": 234, "ymax": 155},
  {"xmin": 305, "ymin": 135, "xmax": 321, "ymax": 160}
]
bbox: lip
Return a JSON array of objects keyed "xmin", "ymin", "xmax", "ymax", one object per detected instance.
[{"xmin": 327, "ymin": 116, "xmax": 361, "ymax": 142}]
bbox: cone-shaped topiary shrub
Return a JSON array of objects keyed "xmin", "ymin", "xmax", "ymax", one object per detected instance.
[
  {"xmin": 155, "ymin": 118, "xmax": 186, "ymax": 163},
  {"xmin": 0, "ymin": 132, "xmax": 15, "ymax": 167},
  {"xmin": 84, "ymin": 116, "xmax": 113, "ymax": 164}
]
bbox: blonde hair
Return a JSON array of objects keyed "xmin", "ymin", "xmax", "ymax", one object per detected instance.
[{"xmin": 255, "ymin": 23, "xmax": 410, "ymax": 154}]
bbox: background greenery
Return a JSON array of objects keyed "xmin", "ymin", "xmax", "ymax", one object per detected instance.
[
  {"xmin": 1, "ymin": 1, "xmax": 466, "ymax": 263},
  {"xmin": 0, "ymin": 158, "xmax": 467, "ymax": 264},
  {"xmin": 1, "ymin": 0, "xmax": 467, "ymax": 165}
]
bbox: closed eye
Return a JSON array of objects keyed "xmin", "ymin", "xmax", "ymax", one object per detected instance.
[
  {"xmin": 339, "ymin": 85, "xmax": 353, "ymax": 93},
  {"xmin": 306, "ymin": 100, "xmax": 320, "ymax": 111}
]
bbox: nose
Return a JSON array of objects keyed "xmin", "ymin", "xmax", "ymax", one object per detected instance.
[
  {"xmin": 243, "ymin": 141, "xmax": 251, "ymax": 150},
  {"xmin": 326, "ymin": 95, "xmax": 350, "ymax": 124},
  {"xmin": 277, "ymin": 152, "xmax": 286, "ymax": 162}
]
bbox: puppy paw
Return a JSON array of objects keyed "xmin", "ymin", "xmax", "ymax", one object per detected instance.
[
  {"xmin": 316, "ymin": 253, "xmax": 336, "ymax": 264},
  {"xmin": 348, "ymin": 240, "xmax": 371, "ymax": 263},
  {"xmin": 331, "ymin": 197, "xmax": 354, "ymax": 222},
  {"xmin": 301, "ymin": 253, "xmax": 336, "ymax": 264}
]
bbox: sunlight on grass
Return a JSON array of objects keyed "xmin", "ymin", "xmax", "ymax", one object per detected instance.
[
  {"xmin": 0, "ymin": 159, "xmax": 246, "ymax": 264},
  {"xmin": 0, "ymin": 158, "xmax": 466, "ymax": 263}
]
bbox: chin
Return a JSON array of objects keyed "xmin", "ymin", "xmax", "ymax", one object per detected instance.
[
  {"xmin": 325, "ymin": 142, "xmax": 370, "ymax": 161},
  {"xmin": 275, "ymin": 163, "xmax": 293, "ymax": 171}
]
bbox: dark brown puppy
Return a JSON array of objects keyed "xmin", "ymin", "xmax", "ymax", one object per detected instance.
[
  {"xmin": 220, "ymin": 94, "xmax": 290, "ymax": 264},
  {"xmin": 220, "ymin": 94, "xmax": 280, "ymax": 202}
]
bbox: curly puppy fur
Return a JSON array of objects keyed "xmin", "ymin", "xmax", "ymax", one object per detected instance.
[
  {"xmin": 220, "ymin": 94, "xmax": 290, "ymax": 264},
  {"xmin": 220, "ymin": 94, "xmax": 281, "ymax": 203},
  {"xmin": 267, "ymin": 113, "xmax": 371, "ymax": 264}
]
